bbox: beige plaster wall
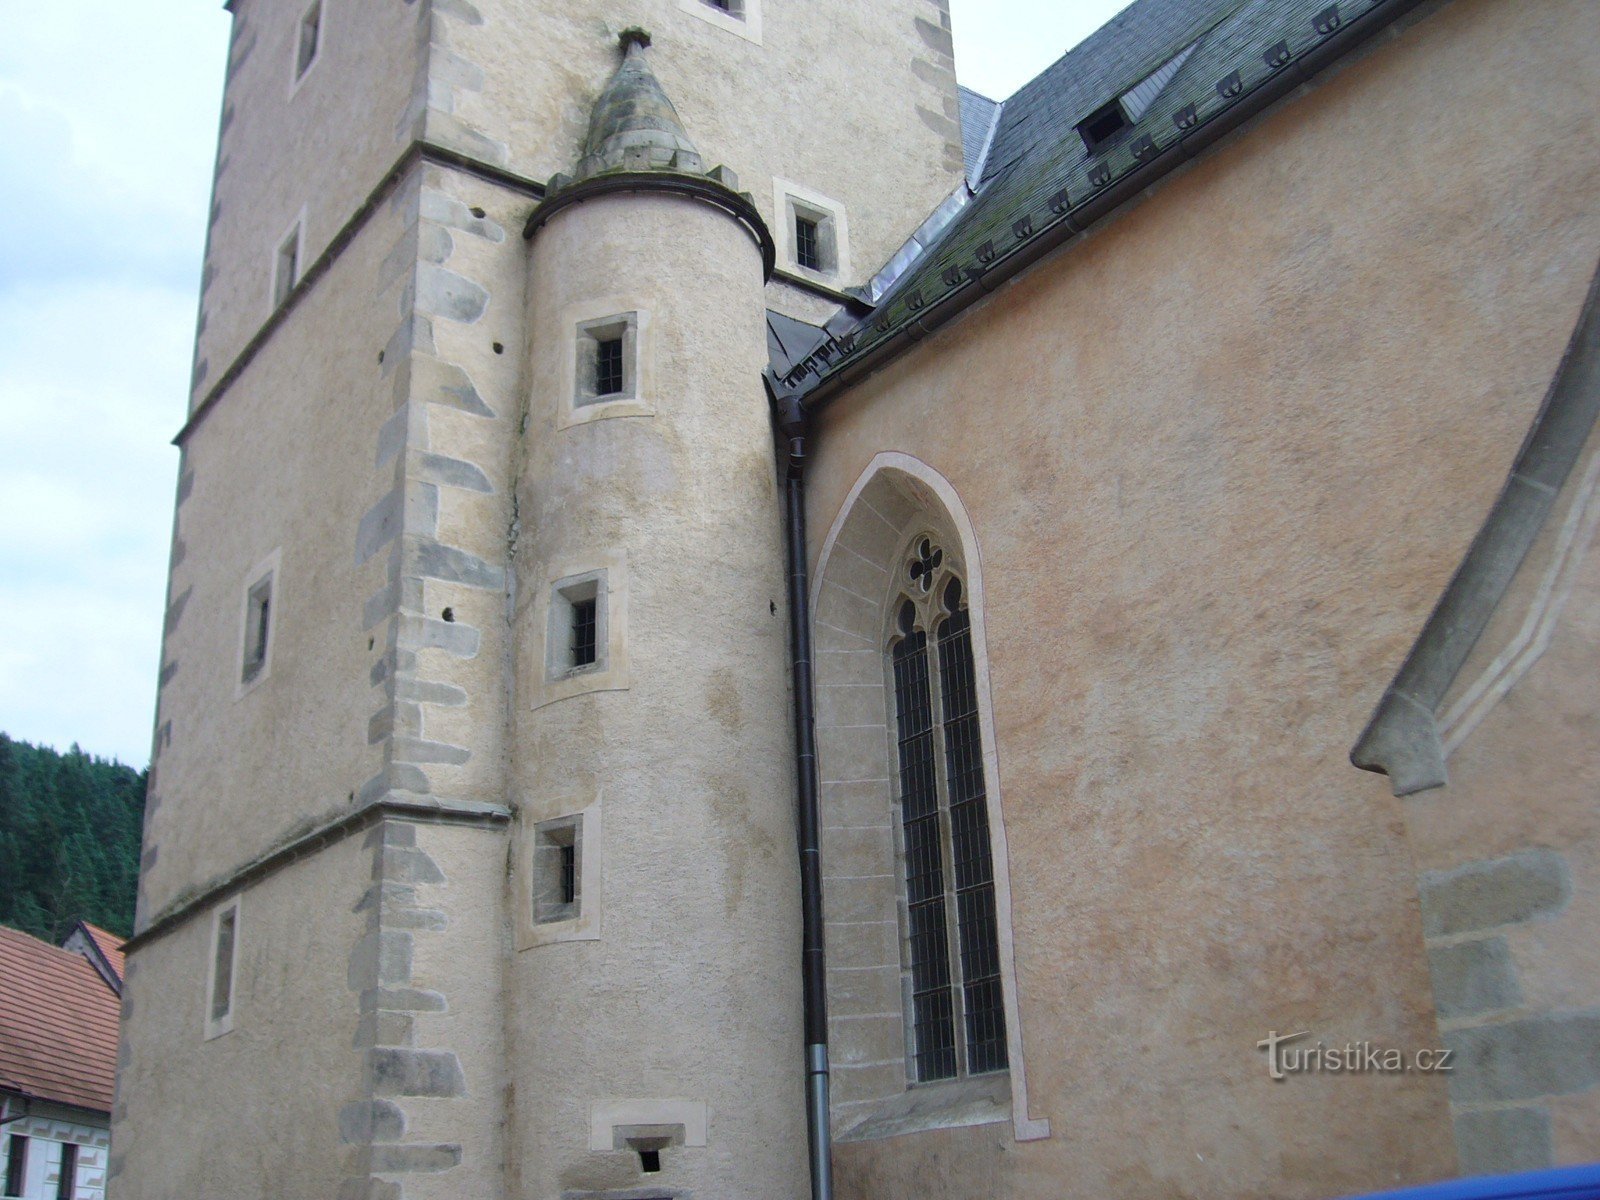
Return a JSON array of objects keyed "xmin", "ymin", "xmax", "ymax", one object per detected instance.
[
  {"xmin": 195, "ymin": 0, "xmax": 427, "ymax": 399},
  {"xmin": 112, "ymin": 834, "xmax": 367, "ymax": 1198},
  {"xmin": 437, "ymin": 0, "xmax": 964, "ymax": 297},
  {"xmin": 804, "ymin": 1, "xmax": 1600, "ymax": 1195},
  {"xmin": 508, "ymin": 190, "xmax": 806, "ymax": 1199},
  {"xmin": 143, "ymin": 184, "xmax": 413, "ymax": 923}
]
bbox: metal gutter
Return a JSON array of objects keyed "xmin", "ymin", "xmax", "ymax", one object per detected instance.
[
  {"xmin": 796, "ymin": 0, "xmax": 1431, "ymax": 414},
  {"xmin": 523, "ymin": 169, "xmax": 775, "ymax": 280},
  {"xmin": 768, "ymin": 376, "xmax": 834, "ymax": 1200}
]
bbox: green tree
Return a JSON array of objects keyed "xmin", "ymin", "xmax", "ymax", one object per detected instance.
[{"xmin": 0, "ymin": 733, "xmax": 147, "ymax": 942}]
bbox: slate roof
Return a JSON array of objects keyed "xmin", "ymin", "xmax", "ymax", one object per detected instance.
[
  {"xmin": 0, "ymin": 926, "xmax": 121, "ymax": 1114},
  {"xmin": 783, "ymin": 0, "xmax": 1396, "ymax": 395}
]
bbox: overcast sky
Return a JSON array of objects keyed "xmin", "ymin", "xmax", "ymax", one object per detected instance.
[{"xmin": 0, "ymin": 0, "xmax": 1127, "ymax": 767}]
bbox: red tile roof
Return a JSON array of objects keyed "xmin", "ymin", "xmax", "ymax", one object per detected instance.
[
  {"xmin": 0, "ymin": 926, "xmax": 120, "ymax": 1114},
  {"xmin": 77, "ymin": 922, "xmax": 126, "ymax": 987}
]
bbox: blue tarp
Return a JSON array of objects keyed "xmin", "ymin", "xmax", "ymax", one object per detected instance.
[{"xmin": 1346, "ymin": 1165, "xmax": 1600, "ymax": 1200}]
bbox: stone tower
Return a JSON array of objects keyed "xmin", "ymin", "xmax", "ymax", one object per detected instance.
[{"xmin": 111, "ymin": 2, "xmax": 963, "ymax": 1198}]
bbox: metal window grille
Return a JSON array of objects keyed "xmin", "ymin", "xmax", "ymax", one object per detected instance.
[
  {"xmin": 571, "ymin": 597, "xmax": 598, "ymax": 668},
  {"xmin": 595, "ymin": 337, "xmax": 624, "ymax": 396},
  {"xmin": 796, "ymin": 216, "xmax": 822, "ymax": 271},
  {"xmin": 55, "ymin": 1143, "xmax": 76, "ymax": 1200},
  {"xmin": 892, "ymin": 630, "xmax": 958, "ymax": 1082},
  {"xmin": 937, "ymin": 603, "xmax": 1009, "ymax": 1075},
  {"xmin": 211, "ymin": 908, "xmax": 236, "ymax": 1022},
  {"xmin": 559, "ymin": 842, "xmax": 577, "ymax": 906},
  {"xmin": 4, "ymin": 1136, "xmax": 26, "ymax": 1199}
]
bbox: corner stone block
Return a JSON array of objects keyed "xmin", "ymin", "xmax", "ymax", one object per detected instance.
[
  {"xmin": 1419, "ymin": 849, "xmax": 1570, "ymax": 939},
  {"xmin": 338, "ymin": 1099, "xmax": 407, "ymax": 1144},
  {"xmin": 1428, "ymin": 936, "xmax": 1523, "ymax": 1020},
  {"xmin": 368, "ymin": 1144, "xmax": 463, "ymax": 1174},
  {"xmin": 368, "ymin": 1047, "xmax": 466, "ymax": 1097},
  {"xmin": 1455, "ymin": 1106, "xmax": 1553, "ymax": 1174},
  {"xmin": 1445, "ymin": 1012, "xmax": 1600, "ymax": 1103}
]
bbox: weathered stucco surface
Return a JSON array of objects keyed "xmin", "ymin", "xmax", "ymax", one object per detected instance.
[{"xmin": 806, "ymin": 1, "xmax": 1600, "ymax": 1195}]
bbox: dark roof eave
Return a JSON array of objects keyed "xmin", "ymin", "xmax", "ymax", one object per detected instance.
[{"xmin": 797, "ymin": 0, "xmax": 1430, "ymax": 414}]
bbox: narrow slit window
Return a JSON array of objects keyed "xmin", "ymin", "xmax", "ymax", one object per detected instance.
[
  {"xmin": 274, "ymin": 227, "xmax": 300, "ymax": 307},
  {"xmin": 4, "ymin": 1136, "xmax": 26, "ymax": 1199},
  {"xmin": 892, "ymin": 610, "xmax": 958, "ymax": 1083},
  {"xmin": 795, "ymin": 215, "xmax": 822, "ymax": 271},
  {"xmin": 296, "ymin": 1, "xmax": 322, "ymax": 80},
  {"xmin": 571, "ymin": 597, "xmax": 598, "ymax": 668},
  {"xmin": 703, "ymin": 0, "xmax": 744, "ymax": 14},
  {"xmin": 209, "ymin": 902, "xmax": 238, "ymax": 1033},
  {"xmin": 54, "ymin": 1143, "xmax": 76, "ymax": 1200},
  {"xmin": 936, "ymin": 578, "xmax": 1008, "ymax": 1076},
  {"xmin": 242, "ymin": 573, "xmax": 273, "ymax": 684},
  {"xmin": 533, "ymin": 817, "xmax": 582, "ymax": 924},
  {"xmin": 595, "ymin": 337, "xmax": 624, "ymax": 397}
]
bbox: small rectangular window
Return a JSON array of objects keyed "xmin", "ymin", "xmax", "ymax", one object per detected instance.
[
  {"xmin": 1077, "ymin": 98, "xmax": 1129, "ymax": 153},
  {"xmin": 571, "ymin": 597, "xmax": 598, "ymax": 668},
  {"xmin": 55, "ymin": 1144, "xmax": 76, "ymax": 1200},
  {"xmin": 207, "ymin": 900, "xmax": 240, "ymax": 1038},
  {"xmin": 795, "ymin": 215, "xmax": 822, "ymax": 271},
  {"xmin": 595, "ymin": 337, "xmax": 624, "ymax": 397},
  {"xmin": 274, "ymin": 226, "xmax": 300, "ymax": 307},
  {"xmin": 703, "ymin": 0, "xmax": 743, "ymax": 13},
  {"xmin": 211, "ymin": 906, "xmax": 236, "ymax": 1022},
  {"xmin": 296, "ymin": 1, "xmax": 322, "ymax": 80},
  {"xmin": 574, "ymin": 314, "xmax": 638, "ymax": 407},
  {"xmin": 4, "ymin": 1136, "xmax": 26, "ymax": 1199},
  {"xmin": 533, "ymin": 817, "xmax": 582, "ymax": 924},
  {"xmin": 242, "ymin": 573, "xmax": 272, "ymax": 684}
]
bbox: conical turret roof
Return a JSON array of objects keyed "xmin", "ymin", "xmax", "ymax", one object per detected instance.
[{"xmin": 575, "ymin": 29, "xmax": 704, "ymax": 181}]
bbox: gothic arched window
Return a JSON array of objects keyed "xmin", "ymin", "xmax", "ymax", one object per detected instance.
[{"xmin": 887, "ymin": 537, "xmax": 1008, "ymax": 1082}]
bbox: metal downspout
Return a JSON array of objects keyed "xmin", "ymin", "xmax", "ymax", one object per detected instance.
[{"xmin": 771, "ymin": 377, "xmax": 834, "ymax": 1200}]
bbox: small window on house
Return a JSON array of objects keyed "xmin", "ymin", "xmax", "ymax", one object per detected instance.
[
  {"xmin": 595, "ymin": 337, "xmax": 624, "ymax": 397},
  {"xmin": 55, "ymin": 1144, "xmax": 76, "ymax": 1200},
  {"xmin": 242, "ymin": 572, "xmax": 273, "ymax": 684},
  {"xmin": 533, "ymin": 816, "xmax": 582, "ymax": 924},
  {"xmin": 703, "ymin": 0, "xmax": 744, "ymax": 15},
  {"xmin": 207, "ymin": 900, "xmax": 240, "ymax": 1038},
  {"xmin": 575, "ymin": 314, "xmax": 638, "ymax": 406},
  {"xmin": 795, "ymin": 215, "xmax": 822, "ymax": 271},
  {"xmin": 780, "ymin": 190, "xmax": 842, "ymax": 277},
  {"xmin": 273, "ymin": 225, "xmax": 301, "ymax": 307},
  {"xmin": 1077, "ymin": 98, "xmax": 1130, "ymax": 153},
  {"xmin": 4, "ymin": 1136, "xmax": 26, "ymax": 1199},
  {"xmin": 547, "ymin": 572, "xmax": 606, "ymax": 681},
  {"xmin": 296, "ymin": 1, "xmax": 322, "ymax": 80}
]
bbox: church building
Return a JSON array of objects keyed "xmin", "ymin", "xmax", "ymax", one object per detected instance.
[{"xmin": 112, "ymin": 0, "xmax": 1600, "ymax": 1196}]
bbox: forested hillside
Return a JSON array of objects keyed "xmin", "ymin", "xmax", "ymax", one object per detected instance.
[{"xmin": 0, "ymin": 734, "xmax": 146, "ymax": 941}]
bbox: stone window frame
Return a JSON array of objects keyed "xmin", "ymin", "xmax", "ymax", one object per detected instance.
[
  {"xmin": 204, "ymin": 896, "xmax": 242, "ymax": 1041},
  {"xmin": 531, "ymin": 553, "xmax": 630, "ymax": 709},
  {"xmin": 809, "ymin": 452, "xmax": 1049, "ymax": 1145},
  {"xmin": 271, "ymin": 212, "xmax": 305, "ymax": 311},
  {"xmin": 289, "ymin": 0, "xmax": 324, "ymax": 95},
  {"xmin": 773, "ymin": 178, "xmax": 849, "ymax": 282},
  {"xmin": 558, "ymin": 298, "xmax": 656, "ymax": 430},
  {"xmin": 676, "ymin": 0, "xmax": 763, "ymax": 45},
  {"xmin": 516, "ymin": 799, "xmax": 603, "ymax": 950},
  {"xmin": 235, "ymin": 548, "xmax": 281, "ymax": 700}
]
